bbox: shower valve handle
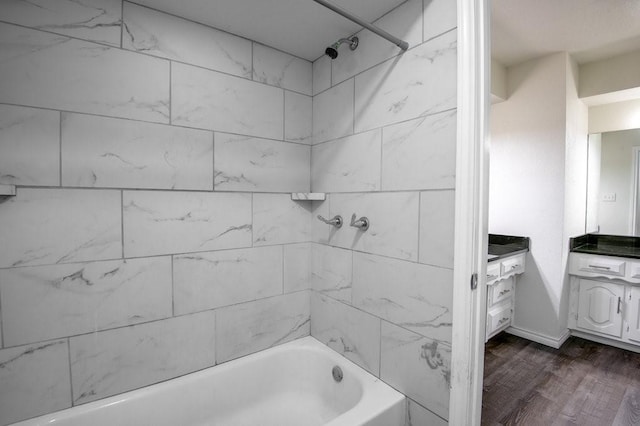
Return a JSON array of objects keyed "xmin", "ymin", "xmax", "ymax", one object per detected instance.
[
  {"xmin": 317, "ymin": 215, "xmax": 343, "ymax": 228},
  {"xmin": 350, "ymin": 214, "xmax": 369, "ymax": 232}
]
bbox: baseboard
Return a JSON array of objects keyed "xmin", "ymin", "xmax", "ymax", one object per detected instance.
[
  {"xmin": 505, "ymin": 326, "xmax": 571, "ymax": 349},
  {"xmin": 570, "ymin": 330, "xmax": 640, "ymax": 354}
]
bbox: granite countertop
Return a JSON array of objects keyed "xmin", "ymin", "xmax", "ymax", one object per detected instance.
[
  {"xmin": 570, "ymin": 234, "xmax": 640, "ymax": 259},
  {"xmin": 488, "ymin": 234, "xmax": 530, "ymax": 262}
]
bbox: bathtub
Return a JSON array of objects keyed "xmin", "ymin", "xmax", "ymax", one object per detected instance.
[{"xmin": 12, "ymin": 337, "xmax": 406, "ymax": 426}]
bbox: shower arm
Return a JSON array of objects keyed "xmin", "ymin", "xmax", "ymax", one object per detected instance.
[{"xmin": 312, "ymin": 0, "xmax": 409, "ymax": 51}]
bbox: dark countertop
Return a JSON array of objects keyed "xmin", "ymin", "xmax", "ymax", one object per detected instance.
[
  {"xmin": 570, "ymin": 234, "xmax": 640, "ymax": 259},
  {"xmin": 488, "ymin": 234, "xmax": 530, "ymax": 262}
]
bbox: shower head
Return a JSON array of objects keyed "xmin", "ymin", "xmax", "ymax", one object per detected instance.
[{"xmin": 325, "ymin": 36, "xmax": 358, "ymax": 59}]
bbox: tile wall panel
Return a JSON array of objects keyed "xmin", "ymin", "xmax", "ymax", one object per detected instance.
[
  {"xmin": 0, "ymin": 257, "xmax": 172, "ymax": 347},
  {"xmin": 122, "ymin": 2, "xmax": 252, "ymax": 78},
  {"xmin": 0, "ymin": 104, "xmax": 60, "ymax": 186},
  {"xmin": 0, "ymin": 23, "xmax": 170, "ymax": 124},
  {"xmin": 123, "ymin": 190, "xmax": 252, "ymax": 258},
  {"xmin": 62, "ymin": 113, "xmax": 213, "ymax": 190},
  {"xmin": 312, "ymin": 79, "xmax": 354, "ymax": 144},
  {"xmin": 252, "ymin": 43, "xmax": 312, "ymax": 95},
  {"xmin": 423, "ymin": 0, "xmax": 458, "ymax": 42},
  {"xmin": 284, "ymin": 243, "xmax": 311, "ymax": 293},
  {"xmin": 310, "ymin": 244, "xmax": 352, "ymax": 303},
  {"xmin": 284, "ymin": 91, "xmax": 312, "ymax": 144},
  {"xmin": 419, "ymin": 190, "xmax": 455, "ymax": 268},
  {"xmin": 253, "ymin": 194, "xmax": 312, "ymax": 246}
]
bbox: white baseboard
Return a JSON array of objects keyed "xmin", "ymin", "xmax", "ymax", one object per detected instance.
[
  {"xmin": 505, "ymin": 326, "xmax": 571, "ymax": 349},
  {"xmin": 570, "ymin": 330, "xmax": 640, "ymax": 354}
]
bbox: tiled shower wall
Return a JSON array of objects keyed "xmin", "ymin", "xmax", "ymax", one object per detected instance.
[
  {"xmin": 0, "ymin": 2, "xmax": 312, "ymax": 424},
  {"xmin": 308, "ymin": 0, "xmax": 457, "ymax": 423}
]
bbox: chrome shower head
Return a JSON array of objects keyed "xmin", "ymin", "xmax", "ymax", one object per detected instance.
[{"xmin": 325, "ymin": 36, "xmax": 358, "ymax": 59}]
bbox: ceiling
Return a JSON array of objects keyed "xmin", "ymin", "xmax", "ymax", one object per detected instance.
[
  {"xmin": 492, "ymin": 0, "xmax": 640, "ymax": 66},
  {"xmin": 132, "ymin": 0, "xmax": 406, "ymax": 61}
]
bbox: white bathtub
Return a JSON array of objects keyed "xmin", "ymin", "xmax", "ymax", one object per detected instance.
[{"xmin": 12, "ymin": 337, "xmax": 406, "ymax": 426}]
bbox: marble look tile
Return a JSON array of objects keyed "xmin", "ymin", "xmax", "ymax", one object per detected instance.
[
  {"xmin": 252, "ymin": 43, "xmax": 312, "ymax": 95},
  {"xmin": 284, "ymin": 243, "xmax": 311, "ymax": 293},
  {"xmin": 380, "ymin": 322, "xmax": 451, "ymax": 419},
  {"xmin": 354, "ymin": 30, "xmax": 457, "ymax": 133},
  {"xmin": 311, "ymin": 292, "xmax": 380, "ymax": 375},
  {"xmin": 70, "ymin": 310, "xmax": 216, "ymax": 404},
  {"xmin": 172, "ymin": 62, "xmax": 283, "ymax": 140},
  {"xmin": 253, "ymin": 194, "xmax": 312, "ymax": 246},
  {"xmin": 311, "ymin": 244, "xmax": 352, "ymax": 303},
  {"xmin": 1, "ymin": 0, "xmax": 121, "ymax": 46},
  {"xmin": 284, "ymin": 91, "xmax": 312, "ymax": 144},
  {"xmin": 327, "ymin": 192, "xmax": 419, "ymax": 261},
  {"xmin": 423, "ymin": 0, "xmax": 457, "ymax": 42},
  {"xmin": 419, "ymin": 190, "xmax": 455, "ymax": 268},
  {"xmin": 381, "ymin": 110, "xmax": 457, "ymax": 191},
  {"xmin": 353, "ymin": 252, "xmax": 453, "ymax": 342},
  {"xmin": 312, "ymin": 55, "xmax": 332, "ymax": 95},
  {"xmin": 0, "ymin": 339, "xmax": 71, "ymax": 425},
  {"xmin": 406, "ymin": 399, "xmax": 447, "ymax": 426},
  {"xmin": 62, "ymin": 113, "xmax": 213, "ymax": 190},
  {"xmin": 173, "ymin": 246, "xmax": 283, "ymax": 315},
  {"xmin": 0, "ymin": 188, "xmax": 121, "ymax": 268},
  {"xmin": 0, "ymin": 23, "xmax": 170, "ymax": 123},
  {"xmin": 312, "ymin": 79, "xmax": 354, "ymax": 144},
  {"xmin": 214, "ymin": 133, "xmax": 310, "ymax": 192},
  {"xmin": 0, "ymin": 257, "xmax": 172, "ymax": 347},
  {"xmin": 0, "ymin": 104, "xmax": 59, "ymax": 186},
  {"xmin": 311, "ymin": 200, "xmax": 335, "ymax": 245},
  {"xmin": 331, "ymin": 0, "xmax": 423, "ymax": 85},
  {"xmin": 311, "ymin": 130, "xmax": 381, "ymax": 192},
  {"xmin": 123, "ymin": 191, "xmax": 252, "ymax": 258},
  {"xmin": 122, "ymin": 2, "xmax": 251, "ymax": 78},
  {"xmin": 216, "ymin": 291, "xmax": 310, "ymax": 363}
]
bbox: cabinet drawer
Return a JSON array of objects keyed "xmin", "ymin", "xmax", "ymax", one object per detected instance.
[
  {"xmin": 489, "ymin": 277, "xmax": 514, "ymax": 307},
  {"xmin": 501, "ymin": 255, "xmax": 525, "ymax": 277},
  {"xmin": 486, "ymin": 262, "xmax": 500, "ymax": 283},
  {"xmin": 577, "ymin": 257, "xmax": 625, "ymax": 277},
  {"xmin": 487, "ymin": 304, "xmax": 512, "ymax": 337}
]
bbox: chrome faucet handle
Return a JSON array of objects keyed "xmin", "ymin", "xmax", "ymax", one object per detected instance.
[
  {"xmin": 317, "ymin": 214, "xmax": 343, "ymax": 228},
  {"xmin": 350, "ymin": 213, "xmax": 369, "ymax": 231}
]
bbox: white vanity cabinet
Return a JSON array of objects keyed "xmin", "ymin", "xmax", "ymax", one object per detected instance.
[
  {"xmin": 568, "ymin": 253, "xmax": 640, "ymax": 351},
  {"xmin": 486, "ymin": 252, "xmax": 526, "ymax": 341}
]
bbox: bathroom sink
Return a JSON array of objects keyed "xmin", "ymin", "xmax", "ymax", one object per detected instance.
[{"xmin": 487, "ymin": 234, "xmax": 530, "ymax": 261}]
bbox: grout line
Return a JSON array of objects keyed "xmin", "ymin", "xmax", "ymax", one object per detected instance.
[
  {"xmin": 211, "ymin": 132, "xmax": 216, "ymax": 191},
  {"xmin": 120, "ymin": 0, "xmax": 125, "ymax": 48},
  {"xmin": 169, "ymin": 61, "xmax": 172, "ymax": 124},
  {"xmin": 67, "ymin": 338, "xmax": 74, "ymax": 406},
  {"xmin": 417, "ymin": 191, "xmax": 422, "ymax": 262},
  {"xmin": 171, "ymin": 255, "xmax": 175, "ymax": 317},
  {"xmin": 282, "ymin": 245, "xmax": 285, "ymax": 294},
  {"xmin": 59, "ymin": 111, "xmax": 63, "ymax": 187},
  {"xmin": 120, "ymin": 190, "xmax": 125, "ymax": 259},
  {"xmin": 378, "ymin": 128, "xmax": 383, "ymax": 190}
]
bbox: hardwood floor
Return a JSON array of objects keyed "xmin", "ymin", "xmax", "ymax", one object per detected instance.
[{"xmin": 482, "ymin": 333, "xmax": 640, "ymax": 426}]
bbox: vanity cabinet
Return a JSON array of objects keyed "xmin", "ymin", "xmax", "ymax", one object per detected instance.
[
  {"xmin": 486, "ymin": 253, "xmax": 526, "ymax": 341},
  {"xmin": 568, "ymin": 253, "xmax": 640, "ymax": 351}
]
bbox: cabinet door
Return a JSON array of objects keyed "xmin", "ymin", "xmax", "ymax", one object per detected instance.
[
  {"xmin": 577, "ymin": 279, "xmax": 624, "ymax": 338},
  {"xmin": 627, "ymin": 286, "xmax": 640, "ymax": 343}
]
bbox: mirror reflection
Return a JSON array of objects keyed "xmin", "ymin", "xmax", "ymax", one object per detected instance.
[{"xmin": 586, "ymin": 128, "xmax": 640, "ymax": 236}]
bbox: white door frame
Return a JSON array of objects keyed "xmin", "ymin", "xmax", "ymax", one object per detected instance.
[
  {"xmin": 449, "ymin": 0, "xmax": 490, "ymax": 425},
  {"xmin": 631, "ymin": 146, "xmax": 640, "ymax": 235}
]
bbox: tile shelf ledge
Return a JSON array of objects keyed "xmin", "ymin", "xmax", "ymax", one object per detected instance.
[
  {"xmin": 0, "ymin": 184, "xmax": 16, "ymax": 198},
  {"xmin": 290, "ymin": 192, "xmax": 326, "ymax": 201}
]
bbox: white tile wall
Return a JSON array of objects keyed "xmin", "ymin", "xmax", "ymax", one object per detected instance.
[
  {"xmin": 352, "ymin": 252, "xmax": 453, "ymax": 342},
  {"xmin": 70, "ymin": 310, "xmax": 216, "ymax": 405},
  {"xmin": 310, "ymin": 244, "xmax": 353, "ymax": 303},
  {"xmin": 214, "ymin": 133, "xmax": 310, "ymax": 192},
  {"xmin": 252, "ymin": 43, "xmax": 312, "ymax": 95},
  {"xmin": 381, "ymin": 110, "xmax": 457, "ymax": 191},
  {"xmin": 311, "ymin": 130, "xmax": 382, "ymax": 193},
  {"xmin": 312, "ymin": 55, "xmax": 331, "ymax": 95},
  {"xmin": 419, "ymin": 190, "xmax": 455, "ymax": 268},
  {"xmin": 407, "ymin": 400, "xmax": 448, "ymax": 426},
  {"xmin": 62, "ymin": 113, "xmax": 213, "ymax": 190},
  {"xmin": 0, "ymin": 0, "xmax": 122, "ymax": 46},
  {"xmin": 0, "ymin": 104, "xmax": 60, "ymax": 186},
  {"xmin": 0, "ymin": 23, "xmax": 170, "ymax": 123},
  {"xmin": 123, "ymin": 2, "xmax": 252, "ymax": 78},
  {"xmin": 0, "ymin": 339, "xmax": 71, "ymax": 426},
  {"xmin": 253, "ymin": 194, "xmax": 312, "ymax": 245},
  {"xmin": 0, "ymin": 188, "xmax": 122, "ymax": 268},
  {"xmin": 123, "ymin": 191, "xmax": 252, "ymax": 258},
  {"xmin": 354, "ymin": 30, "xmax": 457, "ymax": 133},
  {"xmin": 284, "ymin": 91, "xmax": 313, "ymax": 144},
  {"xmin": 173, "ymin": 246, "xmax": 283, "ymax": 315},
  {"xmin": 380, "ymin": 321, "xmax": 451, "ymax": 419},
  {"xmin": 284, "ymin": 243, "xmax": 311, "ymax": 293},
  {"xmin": 216, "ymin": 291, "xmax": 310, "ymax": 363},
  {"xmin": 311, "ymin": 292, "xmax": 381, "ymax": 375},
  {"xmin": 0, "ymin": 257, "xmax": 172, "ymax": 347},
  {"xmin": 312, "ymin": 79, "xmax": 354, "ymax": 144},
  {"xmin": 423, "ymin": 0, "xmax": 458, "ymax": 42},
  {"xmin": 171, "ymin": 62, "xmax": 284, "ymax": 140}
]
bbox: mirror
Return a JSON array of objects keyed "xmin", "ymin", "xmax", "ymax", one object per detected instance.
[{"xmin": 586, "ymin": 128, "xmax": 640, "ymax": 235}]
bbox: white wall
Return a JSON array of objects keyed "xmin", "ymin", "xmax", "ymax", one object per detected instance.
[
  {"xmin": 589, "ymin": 98, "xmax": 640, "ymax": 133},
  {"xmin": 586, "ymin": 133, "xmax": 602, "ymax": 232},
  {"xmin": 579, "ymin": 49, "xmax": 640, "ymax": 99},
  {"xmin": 490, "ymin": 52, "xmax": 587, "ymax": 344},
  {"xmin": 597, "ymin": 129, "xmax": 640, "ymax": 235}
]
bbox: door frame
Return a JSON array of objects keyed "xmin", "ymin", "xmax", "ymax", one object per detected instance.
[{"xmin": 449, "ymin": 0, "xmax": 490, "ymax": 425}]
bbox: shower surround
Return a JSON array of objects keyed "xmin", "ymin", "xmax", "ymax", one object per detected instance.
[{"xmin": 0, "ymin": 0, "xmax": 456, "ymax": 425}]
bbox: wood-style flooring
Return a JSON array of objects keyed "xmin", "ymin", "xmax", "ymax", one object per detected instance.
[{"xmin": 482, "ymin": 333, "xmax": 640, "ymax": 426}]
